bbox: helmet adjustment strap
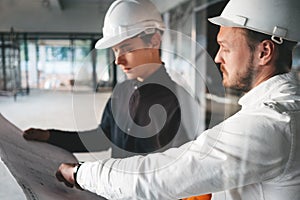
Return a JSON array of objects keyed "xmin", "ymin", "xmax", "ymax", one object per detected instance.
[{"xmin": 271, "ymin": 26, "xmax": 287, "ymax": 44}]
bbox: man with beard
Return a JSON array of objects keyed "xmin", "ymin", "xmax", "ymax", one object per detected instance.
[{"xmin": 55, "ymin": 0, "xmax": 300, "ymax": 199}]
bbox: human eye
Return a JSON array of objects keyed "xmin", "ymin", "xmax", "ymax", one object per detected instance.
[
  {"xmin": 123, "ymin": 46, "xmax": 135, "ymax": 53},
  {"xmin": 221, "ymin": 46, "xmax": 230, "ymax": 53}
]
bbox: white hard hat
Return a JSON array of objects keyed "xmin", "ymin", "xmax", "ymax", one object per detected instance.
[
  {"xmin": 95, "ymin": 0, "xmax": 165, "ymax": 49},
  {"xmin": 208, "ymin": 0, "xmax": 300, "ymax": 43}
]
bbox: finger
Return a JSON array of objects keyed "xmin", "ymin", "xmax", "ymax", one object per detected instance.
[
  {"xmin": 64, "ymin": 181, "xmax": 74, "ymax": 188},
  {"xmin": 23, "ymin": 129, "xmax": 36, "ymax": 139},
  {"xmin": 23, "ymin": 132, "xmax": 31, "ymax": 140},
  {"xmin": 56, "ymin": 171, "xmax": 74, "ymax": 188},
  {"xmin": 23, "ymin": 129, "xmax": 49, "ymax": 141},
  {"xmin": 55, "ymin": 171, "xmax": 65, "ymax": 182},
  {"xmin": 24, "ymin": 128, "xmax": 34, "ymax": 133}
]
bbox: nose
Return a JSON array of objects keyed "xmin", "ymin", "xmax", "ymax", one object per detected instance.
[
  {"xmin": 214, "ymin": 48, "xmax": 223, "ymax": 64},
  {"xmin": 114, "ymin": 52, "xmax": 126, "ymax": 66}
]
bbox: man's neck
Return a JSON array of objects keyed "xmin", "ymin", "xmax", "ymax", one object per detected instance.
[
  {"xmin": 252, "ymin": 66, "xmax": 290, "ymax": 89},
  {"xmin": 137, "ymin": 62, "xmax": 162, "ymax": 82}
]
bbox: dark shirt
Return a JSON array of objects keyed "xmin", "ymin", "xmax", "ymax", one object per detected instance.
[{"xmin": 48, "ymin": 65, "xmax": 197, "ymax": 158}]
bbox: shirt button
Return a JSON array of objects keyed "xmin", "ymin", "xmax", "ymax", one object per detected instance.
[
  {"xmin": 134, "ymin": 85, "xmax": 138, "ymax": 90},
  {"xmin": 127, "ymin": 128, "xmax": 131, "ymax": 132}
]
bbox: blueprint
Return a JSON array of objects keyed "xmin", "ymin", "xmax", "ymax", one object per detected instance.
[{"xmin": 0, "ymin": 114, "xmax": 103, "ymax": 200}]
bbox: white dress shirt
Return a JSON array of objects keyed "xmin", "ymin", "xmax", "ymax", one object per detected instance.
[{"xmin": 77, "ymin": 72, "xmax": 300, "ymax": 200}]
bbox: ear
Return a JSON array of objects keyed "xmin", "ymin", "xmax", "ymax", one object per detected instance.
[
  {"xmin": 150, "ymin": 32, "xmax": 161, "ymax": 48},
  {"xmin": 257, "ymin": 40, "xmax": 275, "ymax": 65}
]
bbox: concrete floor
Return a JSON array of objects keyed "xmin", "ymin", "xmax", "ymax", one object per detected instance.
[{"xmin": 0, "ymin": 89, "xmax": 112, "ymax": 161}]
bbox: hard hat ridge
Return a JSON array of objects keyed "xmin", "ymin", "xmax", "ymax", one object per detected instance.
[{"xmin": 208, "ymin": 0, "xmax": 300, "ymax": 43}]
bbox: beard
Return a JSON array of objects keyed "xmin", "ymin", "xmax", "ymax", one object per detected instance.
[
  {"xmin": 229, "ymin": 54, "xmax": 256, "ymax": 92},
  {"xmin": 231, "ymin": 66, "xmax": 255, "ymax": 92}
]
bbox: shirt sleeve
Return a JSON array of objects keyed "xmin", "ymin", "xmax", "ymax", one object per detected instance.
[
  {"xmin": 47, "ymin": 100, "xmax": 112, "ymax": 152},
  {"xmin": 76, "ymin": 108, "xmax": 291, "ymax": 199},
  {"xmin": 47, "ymin": 129, "xmax": 85, "ymax": 152},
  {"xmin": 48, "ymin": 127, "xmax": 110, "ymax": 152}
]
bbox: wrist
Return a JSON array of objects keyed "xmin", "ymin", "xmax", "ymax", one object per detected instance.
[{"xmin": 73, "ymin": 162, "xmax": 84, "ymax": 189}]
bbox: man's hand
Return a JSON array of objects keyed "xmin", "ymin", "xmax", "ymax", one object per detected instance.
[
  {"xmin": 23, "ymin": 128, "xmax": 50, "ymax": 142},
  {"xmin": 56, "ymin": 163, "xmax": 83, "ymax": 190}
]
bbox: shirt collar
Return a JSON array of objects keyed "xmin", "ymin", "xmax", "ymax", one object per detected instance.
[
  {"xmin": 133, "ymin": 63, "xmax": 172, "ymax": 86},
  {"xmin": 238, "ymin": 72, "xmax": 298, "ymax": 107}
]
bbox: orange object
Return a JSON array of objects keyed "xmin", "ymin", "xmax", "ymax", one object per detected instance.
[{"xmin": 182, "ymin": 194, "xmax": 212, "ymax": 200}]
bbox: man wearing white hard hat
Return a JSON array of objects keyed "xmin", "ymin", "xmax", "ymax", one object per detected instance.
[
  {"xmin": 25, "ymin": 0, "xmax": 208, "ymax": 199},
  {"xmin": 56, "ymin": 0, "xmax": 300, "ymax": 199}
]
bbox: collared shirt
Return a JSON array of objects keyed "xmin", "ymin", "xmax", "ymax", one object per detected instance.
[
  {"xmin": 101, "ymin": 65, "xmax": 197, "ymax": 157},
  {"xmin": 76, "ymin": 72, "xmax": 300, "ymax": 200}
]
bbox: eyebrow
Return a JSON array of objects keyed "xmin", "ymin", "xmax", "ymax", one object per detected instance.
[
  {"xmin": 113, "ymin": 43, "xmax": 131, "ymax": 52},
  {"xmin": 217, "ymin": 39, "xmax": 229, "ymax": 47},
  {"xmin": 119, "ymin": 43, "xmax": 131, "ymax": 49}
]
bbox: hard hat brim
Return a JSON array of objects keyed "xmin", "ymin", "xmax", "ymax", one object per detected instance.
[
  {"xmin": 95, "ymin": 27, "xmax": 147, "ymax": 49},
  {"xmin": 208, "ymin": 16, "xmax": 243, "ymax": 28},
  {"xmin": 95, "ymin": 35, "xmax": 128, "ymax": 49}
]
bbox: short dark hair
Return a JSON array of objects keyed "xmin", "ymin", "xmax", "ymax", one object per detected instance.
[
  {"xmin": 138, "ymin": 29, "xmax": 163, "ymax": 44},
  {"xmin": 139, "ymin": 33, "xmax": 155, "ymax": 44},
  {"xmin": 243, "ymin": 29, "xmax": 297, "ymax": 71},
  {"xmin": 138, "ymin": 30, "xmax": 163, "ymax": 56}
]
